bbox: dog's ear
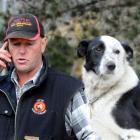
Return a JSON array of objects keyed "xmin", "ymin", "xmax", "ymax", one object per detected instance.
[
  {"xmin": 77, "ymin": 40, "xmax": 90, "ymax": 57},
  {"xmin": 121, "ymin": 42, "xmax": 133, "ymax": 60}
]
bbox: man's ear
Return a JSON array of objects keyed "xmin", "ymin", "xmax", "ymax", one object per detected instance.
[
  {"xmin": 121, "ymin": 42, "xmax": 133, "ymax": 60},
  {"xmin": 77, "ymin": 40, "xmax": 90, "ymax": 58},
  {"xmin": 41, "ymin": 37, "xmax": 47, "ymax": 53}
]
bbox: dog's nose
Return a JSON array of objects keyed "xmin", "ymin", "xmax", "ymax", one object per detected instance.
[{"xmin": 107, "ymin": 63, "xmax": 116, "ymax": 71}]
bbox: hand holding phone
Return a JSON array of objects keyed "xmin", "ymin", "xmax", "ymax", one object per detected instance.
[{"xmin": 0, "ymin": 41, "xmax": 12, "ymax": 71}]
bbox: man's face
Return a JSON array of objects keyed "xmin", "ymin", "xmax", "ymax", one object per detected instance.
[{"xmin": 8, "ymin": 37, "xmax": 46, "ymax": 74}]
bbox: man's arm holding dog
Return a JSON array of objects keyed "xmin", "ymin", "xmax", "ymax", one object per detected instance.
[{"xmin": 65, "ymin": 89, "xmax": 100, "ymax": 140}]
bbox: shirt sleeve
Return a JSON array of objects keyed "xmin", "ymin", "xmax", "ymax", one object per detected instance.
[{"xmin": 65, "ymin": 89, "xmax": 100, "ymax": 140}]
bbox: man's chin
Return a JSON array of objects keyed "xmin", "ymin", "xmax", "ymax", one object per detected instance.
[{"xmin": 15, "ymin": 67, "xmax": 30, "ymax": 73}]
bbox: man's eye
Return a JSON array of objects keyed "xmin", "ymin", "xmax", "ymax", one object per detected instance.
[
  {"xmin": 26, "ymin": 42, "xmax": 33, "ymax": 46},
  {"xmin": 13, "ymin": 42, "xmax": 21, "ymax": 46},
  {"xmin": 114, "ymin": 49, "xmax": 120, "ymax": 54}
]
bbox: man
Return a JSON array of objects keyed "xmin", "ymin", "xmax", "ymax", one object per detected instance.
[{"xmin": 0, "ymin": 13, "xmax": 98, "ymax": 140}]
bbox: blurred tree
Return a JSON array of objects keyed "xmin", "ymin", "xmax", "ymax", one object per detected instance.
[{"xmin": 45, "ymin": 35, "xmax": 75, "ymax": 74}]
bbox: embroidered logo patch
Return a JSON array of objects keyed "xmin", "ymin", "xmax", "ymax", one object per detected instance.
[
  {"xmin": 32, "ymin": 99, "xmax": 47, "ymax": 115},
  {"xmin": 10, "ymin": 18, "xmax": 32, "ymax": 27}
]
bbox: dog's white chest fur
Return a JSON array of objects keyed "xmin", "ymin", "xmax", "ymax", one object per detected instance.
[
  {"xmin": 83, "ymin": 66, "xmax": 140, "ymax": 140},
  {"xmin": 89, "ymin": 90, "xmax": 123, "ymax": 140}
]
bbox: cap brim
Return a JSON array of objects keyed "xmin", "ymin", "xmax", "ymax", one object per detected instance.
[{"xmin": 4, "ymin": 31, "xmax": 40, "ymax": 41}]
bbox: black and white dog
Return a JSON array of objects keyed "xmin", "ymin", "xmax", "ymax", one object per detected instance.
[{"xmin": 77, "ymin": 35, "xmax": 140, "ymax": 140}]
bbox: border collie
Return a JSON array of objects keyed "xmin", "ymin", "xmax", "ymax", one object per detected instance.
[{"xmin": 77, "ymin": 35, "xmax": 140, "ymax": 140}]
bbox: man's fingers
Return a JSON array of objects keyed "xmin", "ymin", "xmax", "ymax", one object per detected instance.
[
  {"xmin": 0, "ymin": 49, "xmax": 11, "ymax": 58},
  {"xmin": 0, "ymin": 53, "xmax": 11, "ymax": 63},
  {"xmin": 0, "ymin": 41, "xmax": 12, "ymax": 71},
  {"xmin": 0, "ymin": 41, "xmax": 11, "ymax": 61},
  {"xmin": 1, "ymin": 41, "xmax": 8, "ymax": 50}
]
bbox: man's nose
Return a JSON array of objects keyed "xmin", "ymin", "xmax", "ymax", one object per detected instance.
[{"xmin": 19, "ymin": 46, "xmax": 26, "ymax": 54}]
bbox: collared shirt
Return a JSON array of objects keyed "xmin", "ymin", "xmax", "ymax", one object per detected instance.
[
  {"xmin": 11, "ymin": 66, "xmax": 99, "ymax": 140},
  {"xmin": 11, "ymin": 64, "xmax": 43, "ymax": 103}
]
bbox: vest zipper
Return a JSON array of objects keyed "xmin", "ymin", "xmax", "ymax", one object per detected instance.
[
  {"xmin": 14, "ymin": 86, "xmax": 37, "ymax": 140},
  {"xmin": 14, "ymin": 96, "xmax": 21, "ymax": 140},
  {"xmin": 0, "ymin": 89, "xmax": 28, "ymax": 140},
  {"xmin": 0, "ymin": 84, "xmax": 38, "ymax": 140},
  {"xmin": 0, "ymin": 87, "xmax": 36, "ymax": 140}
]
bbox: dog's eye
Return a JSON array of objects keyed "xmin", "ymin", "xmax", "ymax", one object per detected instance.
[
  {"xmin": 95, "ymin": 47, "xmax": 102, "ymax": 52},
  {"xmin": 114, "ymin": 49, "xmax": 120, "ymax": 54}
]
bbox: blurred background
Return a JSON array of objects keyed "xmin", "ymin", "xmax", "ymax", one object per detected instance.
[{"xmin": 0, "ymin": 0, "xmax": 140, "ymax": 78}]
